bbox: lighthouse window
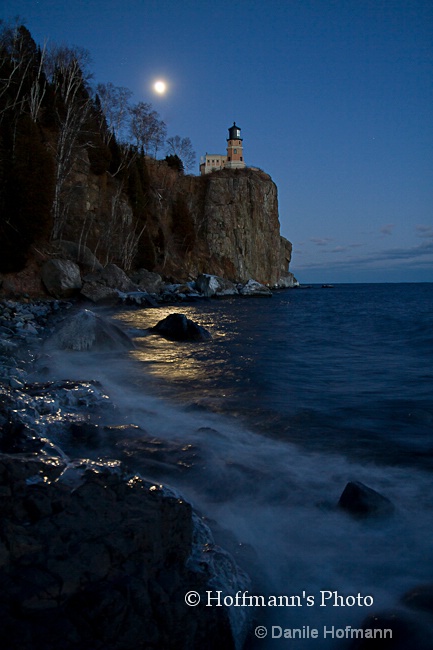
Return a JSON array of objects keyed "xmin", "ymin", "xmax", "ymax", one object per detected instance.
[{"xmin": 234, "ymin": 149, "xmax": 237, "ymax": 154}]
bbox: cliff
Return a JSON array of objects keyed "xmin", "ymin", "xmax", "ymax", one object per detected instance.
[
  {"xmin": 1, "ymin": 153, "xmax": 295, "ymax": 296},
  {"xmin": 190, "ymin": 168, "xmax": 290, "ymax": 285},
  {"xmin": 56, "ymin": 159, "xmax": 293, "ymax": 286}
]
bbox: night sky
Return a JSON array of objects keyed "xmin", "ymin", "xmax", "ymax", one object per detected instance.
[{"xmin": 2, "ymin": 0, "xmax": 432, "ymax": 283}]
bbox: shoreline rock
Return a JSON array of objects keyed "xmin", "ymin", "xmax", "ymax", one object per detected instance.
[
  {"xmin": 0, "ymin": 304, "xmax": 250, "ymax": 649},
  {"xmin": 149, "ymin": 313, "xmax": 212, "ymax": 342}
]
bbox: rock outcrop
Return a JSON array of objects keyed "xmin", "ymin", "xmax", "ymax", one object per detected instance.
[
  {"xmin": 190, "ymin": 169, "xmax": 291, "ymax": 286},
  {"xmin": 0, "ymin": 450, "xmax": 244, "ymax": 650}
]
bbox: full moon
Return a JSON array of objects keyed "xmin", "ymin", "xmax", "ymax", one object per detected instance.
[{"xmin": 154, "ymin": 80, "xmax": 167, "ymax": 94}]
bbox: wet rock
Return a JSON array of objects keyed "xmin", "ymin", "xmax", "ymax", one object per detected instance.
[
  {"xmin": 239, "ymin": 278, "xmax": 272, "ymax": 297},
  {"xmin": 41, "ymin": 259, "xmax": 82, "ymax": 299},
  {"xmin": 149, "ymin": 313, "xmax": 212, "ymax": 341},
  {"xmin": 46, "ymin": 309, "xmax": 134, "ymax": 351},
  {"xmin": 401, "ymin": 584, "xmax": 433, "ymax": 614},
  {"xmin": 0, "ymin": 454, "xmax": 248, "ymax": 650},
  {"xmin": 163, "ymin": 283, "xmax": 204, "ymax": 301},
  {"xmin": 119, "ymin": 290, "xmax": 158, "ymax": 307},
  {"xmin": 338, "ymin": 481, "xmax": 395, "ymax": 517},
  {"xmin": 196, "ymin": 274, "xmax": 239, "ymax": 298}
]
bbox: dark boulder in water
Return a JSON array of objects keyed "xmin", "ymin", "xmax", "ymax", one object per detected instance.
[
  {"xmin": 338, "ymin": 481, "xmax": 395, "ymax": 517},
  {"xmin": 149, "ymin": 313, "xmax": 212, "ymax": 341},
  {"xmin": 401, "ymin": 584, "xmax": 433, "ymax": 615},
  {"xmin": 350, "ymin": 610, "xmax": 433, "ymax": 649}
]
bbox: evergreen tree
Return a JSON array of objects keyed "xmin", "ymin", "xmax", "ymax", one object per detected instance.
[
  {"xmin": 0, "ymin": 115, "xmax": 54, "ymax": 271},
  {"xmin": 165, "ymin": 154, "xmax": 184, "ymax": 173}
]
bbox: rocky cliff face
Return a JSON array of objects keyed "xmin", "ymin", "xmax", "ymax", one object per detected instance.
[
  {"xmin": 192, "ymin": 169, "xmax": 290, "ymax": 285},
  {"xmin": 1, "ymin": 157, "xmax": 296, "ymax": 296},
  {"xmin": 133, "ymin": 166, "xmax": 294, "ymax": 287}
]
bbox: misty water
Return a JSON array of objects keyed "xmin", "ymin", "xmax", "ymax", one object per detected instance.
[{"xmin": 44, "ymin": 283, "xmax": 433, "ymax": 648}]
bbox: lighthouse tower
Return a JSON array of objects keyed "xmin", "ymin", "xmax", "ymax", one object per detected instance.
[{"xmin": 225, "ymin": 122, "xmax": 246, "ymax": 170}]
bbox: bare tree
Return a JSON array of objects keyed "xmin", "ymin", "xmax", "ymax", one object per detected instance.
[
  {"xmin": 0, "ymin": 22, "xmax": 47, "ymax": 123},
  {"xmin": 166, "ymin": 135, "xmax": 196, "ymax": 172},
  {"xmin": 129, "ymin": 101, "xmax": 166, "ymax": 157},
  {"xmin": 95, "ymin": 81, "xmax": 132, "ymax": 144},
  {"xmin": 45, "ymin": 45, "xmax": 93, "ymax": 239}
]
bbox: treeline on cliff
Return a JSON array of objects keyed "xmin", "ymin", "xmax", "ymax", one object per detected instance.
[{"xmin": 0, "ymin": 22, "xmax": 199, "ymax": 276}]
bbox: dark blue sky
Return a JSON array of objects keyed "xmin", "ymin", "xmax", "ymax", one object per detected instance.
[{"xmin": 3, "ymin": 0, "xmax": 432, "ymax": 282}]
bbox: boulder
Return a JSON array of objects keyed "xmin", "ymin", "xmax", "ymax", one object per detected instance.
[
  {"xmin": 80, "ymin": 263, "xmax": 139, "ymax": 304},
  {"xmin": 149, "ymin": 313, "xmax": 212, "ymax": 341},
  {"xmin": 41, "ymin": 259, "xmax": 82, "ymax": 299},
  {"xmin": 100, "ymin": 263, "xmax": 138, "ymax": 291},
  {"xmin": 0, "ymin": 453, "xmax": 245, "ymax": 650},
  {"xmin": 239, "ymin": 279, "xmax": 272, "ymax": 297},
  {"xmin": 196, "ymin": 274, "xmax": 239, "ymax": 298},
  {"xmin": 54, "ymin": 240, "xmax": 103, "ymax": 273},
  {"xmin": 401, "ymin": 584, "xmax": 433, "ymax": 614},
  {"xmin": 338, "ymin": 481, "xmax": 395, "ymax": 517},
  {"xmin": 47, "ymin": 309, "xmax": 134, "ymax": 351},
  {"xmin": 80, "ymin": 281, "xmax": 119, "ymax": 304},
  {"xmin": 130, "ymin": 268, "xmax": 164, "ymax": 293},
  {"xmin": 84, "ymin": 263, "xmax": 137, "ymax": 293}
]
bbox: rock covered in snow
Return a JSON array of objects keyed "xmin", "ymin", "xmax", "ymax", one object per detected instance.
[
  {"xmin": 196, "ymin": 274, "xmax": 239, "ymax": 298},
  {"xmin": 275, "ymin": 271, "xmax": 299, "ymax": 289},
  {"xmin": 239, "ymin": 279, "xmax": 272, "ymax": 297}
]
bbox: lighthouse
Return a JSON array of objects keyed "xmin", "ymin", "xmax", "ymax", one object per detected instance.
[
  {"xmin": 199, "ymin": 122, "xmax": 246, "ymax": 174},
  {"xmin": 225, "ymin": 122, "xmax": 246, "ymax": 170}
]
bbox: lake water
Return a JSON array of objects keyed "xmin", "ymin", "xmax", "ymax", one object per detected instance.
[{"xmin": 49, "ymin": 283, "xmax": 433, "ymax": 648}]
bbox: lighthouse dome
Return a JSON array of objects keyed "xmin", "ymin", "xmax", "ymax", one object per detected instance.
[{"xmin": 227, "ymin": 122, "xmax": 242, "ymax": 141}]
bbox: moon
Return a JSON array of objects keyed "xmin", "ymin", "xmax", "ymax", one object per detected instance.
[{"xmin": 154, "ymin": 80, "xmax": 167, "ymax": 94}]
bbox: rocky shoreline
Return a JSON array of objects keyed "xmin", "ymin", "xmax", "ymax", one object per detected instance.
[
  {"xmin": 2, "ymin": 295, "xmax": 432, "ymax": 650},
  {"xmin": 0, "ymin": 298, "xmax": 252, "ymax": 649}
]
